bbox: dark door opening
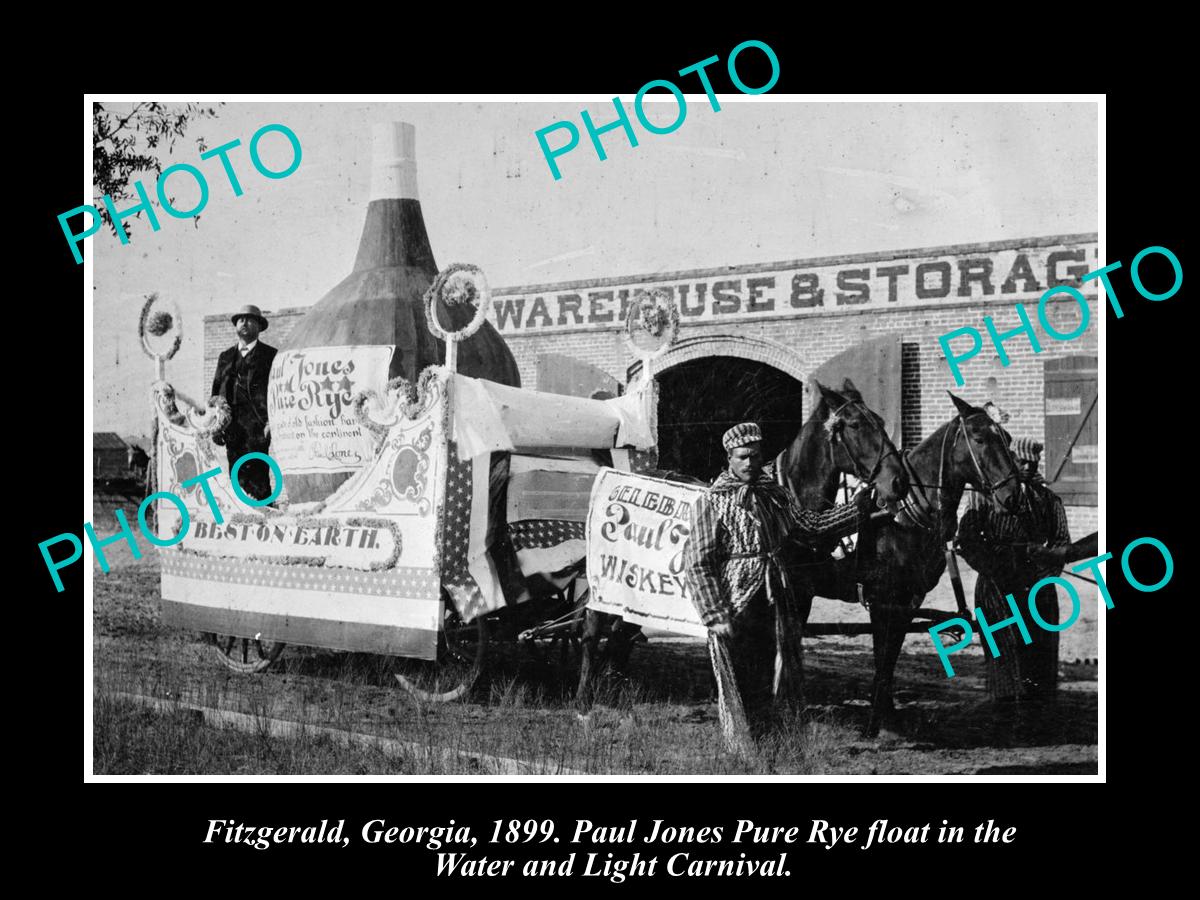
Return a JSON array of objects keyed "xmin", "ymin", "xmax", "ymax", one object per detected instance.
[{"xmin": 655, "ymin": 356, "xmax": 806, "ymax": 483}]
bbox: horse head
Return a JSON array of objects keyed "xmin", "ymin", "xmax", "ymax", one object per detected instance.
[
  {"xmin": 947, "ymin": 392, "xmax": 1023, "ymax": 512},
  {"xmin": 815, "ymin": 380, "xmax": 909, "ymax": 503}
]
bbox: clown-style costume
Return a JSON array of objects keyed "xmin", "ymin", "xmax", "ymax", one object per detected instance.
[
  {"xmin": 683, "ymin": 422, "xmax": 862, "ymax": 754},
  {"xmin": 957, "ymin": 438, "xmax": 1071, "ymax": 700}
]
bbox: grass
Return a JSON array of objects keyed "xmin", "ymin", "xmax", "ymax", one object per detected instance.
[
  {"xmin": 92, "ymin": 640, "xmax": 856, "ymax": 775},
  {"xmin": 94, "ymin": 693, "xmax": 429, "ymax": 775},
  {"xmin": 92, "ymin": 553, "xmax": 1099, "ymax": 776},
  {"xmin": 92, "ymin": 681, "xmax": 851, "ymax": 776}
]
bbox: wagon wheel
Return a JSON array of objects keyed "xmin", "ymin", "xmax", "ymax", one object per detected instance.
[
  {"xmin": 206, "ymin": 633, "xmax": 286, "ymax": 674},
  {"xmin": 394, "ymin": 602, "xmax": 489, "ymax": 702}
]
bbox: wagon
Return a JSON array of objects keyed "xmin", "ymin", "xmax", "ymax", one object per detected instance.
[{"xmin": 148, "ymin": 270, "xmax": 664, "ymax": 701}]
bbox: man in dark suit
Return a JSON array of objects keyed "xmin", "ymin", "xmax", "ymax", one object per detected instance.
[{"xmin": 211, "ymin": 305, "xmax": 278, "ymax": 501}]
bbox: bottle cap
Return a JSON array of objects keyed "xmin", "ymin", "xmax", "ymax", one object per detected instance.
[{"xmin": 369, "ymin": 121, "xmax": 419, "ymax": 201}]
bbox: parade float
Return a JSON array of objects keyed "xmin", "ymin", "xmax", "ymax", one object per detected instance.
[{"xmin": 147, "ymin": 123, "xmax": 668, "ymax": 699}]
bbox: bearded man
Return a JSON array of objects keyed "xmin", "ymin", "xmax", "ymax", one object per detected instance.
[{"xmin": 211, "ymin": 305, "xmax": 277, "ymax": 501}]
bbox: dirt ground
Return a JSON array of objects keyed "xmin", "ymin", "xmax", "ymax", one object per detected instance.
[{"xmin": 90, "ymin": 544, "xmax": 1098, "ymax": 776}]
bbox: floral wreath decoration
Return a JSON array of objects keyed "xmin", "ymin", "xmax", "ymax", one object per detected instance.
[
  {"xmin": 423, "ymin": 263, "xmax": 491, "ymax": 342},
  {"xmin": 353, "ymin": 376, "xmax": 423, "ymax": 442},
  {"xmin": 352, "ymin": 366, "xmax": 444, "ymax": 443},
  {"xmin": 138, "ymin": 292, "xmax": 183, "ymax": 362},
  {"xmin": 623, "ymin": 287, "xmax": 680, "ymax": 364}
]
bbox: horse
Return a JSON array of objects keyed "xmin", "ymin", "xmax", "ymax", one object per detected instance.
[
  {"xmin": 778, "ymin": 378, "xmax": 907, "ymax": 511},
  {"xmin": 574, "ymin": 380, "xmax": 909, "ymax": 710},
  {"xmin": 774, "ymin": 377, "xmax": 907, "ymax": 626},
  {"xmin": 837, "ymin": 392, "xmax": 1023, "ymax": 736}
]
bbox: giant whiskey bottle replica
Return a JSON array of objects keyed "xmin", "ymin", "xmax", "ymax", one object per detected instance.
[{"xmin": 268, "ymin": 122, "xmax": 521, "ymax": 504}]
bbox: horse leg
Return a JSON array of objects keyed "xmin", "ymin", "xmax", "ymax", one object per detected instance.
[
  {"xmin": 575, "ymin": 609, "xmax": 604, "ymax": 711},
  {"xmin": 606, "ymin": 621, "xmax": 642, "ymax": 677},
  {"xmin": 866, "ymin": 599, "xmax": 915, "ymax": 737}
]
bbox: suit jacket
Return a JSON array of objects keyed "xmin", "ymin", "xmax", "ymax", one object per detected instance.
[{"xmin": 211, "ymin": 342, "xmax": 278, "ymax": 445}]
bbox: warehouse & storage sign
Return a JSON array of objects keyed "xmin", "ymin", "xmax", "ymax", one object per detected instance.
[
  {"xmin": 489, "ymin": 238, "xmax": 1098, "ymax": 335},
  {"xmin": 937, "ymin": 243, "xmax": 1182, "ymax": 386}
]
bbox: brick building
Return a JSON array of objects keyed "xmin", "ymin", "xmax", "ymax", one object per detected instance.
[{"xmin": 204, "ymin": 232, "xmax": 1099, "ymax": 538}]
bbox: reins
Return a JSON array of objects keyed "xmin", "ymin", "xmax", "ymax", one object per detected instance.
[{"xmin": 896, "ymin": 412, "xmax": 1021, "ymax": 534}]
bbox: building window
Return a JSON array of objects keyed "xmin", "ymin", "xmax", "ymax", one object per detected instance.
[
  {"xmin": 901, "ymin": 342, "xmax": 921, "ymax": 450},
  {"xmin": 1043, "ymin": 356, "xmax": 1097, "ymax": 506}
]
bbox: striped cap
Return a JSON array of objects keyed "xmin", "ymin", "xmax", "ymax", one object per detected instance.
[
  {"xmin": 1012, "ymin": 437, "xmax": 1043, "ymax": 462},
  {"xmin": 722, "ymin": 422, "xmax": 762, "ymax": 452}
]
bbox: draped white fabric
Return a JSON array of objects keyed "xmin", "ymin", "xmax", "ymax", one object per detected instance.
[{"xmin": 450, "ymin": 374, "xmax": 655, "ymax": 461}]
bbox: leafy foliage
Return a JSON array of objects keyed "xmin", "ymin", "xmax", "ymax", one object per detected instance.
[{"xmin": 92, "ymin": 102, "xmax": 222, "ymax": 236}]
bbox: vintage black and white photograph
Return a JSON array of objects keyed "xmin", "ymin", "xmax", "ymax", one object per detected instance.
[{"xmin": 87, "ymin": 97, "xmax": 1100, "ymax": 776}]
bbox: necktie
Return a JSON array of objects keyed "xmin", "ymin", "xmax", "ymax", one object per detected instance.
[{"xmin": 240, "ymin": 347, "xmax": 249, "ymax": 357}]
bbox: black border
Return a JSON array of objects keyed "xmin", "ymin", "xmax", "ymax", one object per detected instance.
[{"xmin": 45, "ymin": 29, "xmax": 1180, "ymax": 885}]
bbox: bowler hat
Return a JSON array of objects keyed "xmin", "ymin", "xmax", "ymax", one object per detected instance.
[{"xmin": 231, "ymin": 304, "xmax": 269, "ymax": 330}]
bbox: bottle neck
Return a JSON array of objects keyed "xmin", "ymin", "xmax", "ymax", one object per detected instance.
[{"xmin": 351, "ymin": 198, "xmax": 438, "ymax": 274}]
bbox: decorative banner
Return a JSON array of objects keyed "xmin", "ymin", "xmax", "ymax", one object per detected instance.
[
  {"xmin": 585, "ymin": 468, "xmax": 707, "ymax": 638},
  {"xmin": 491, "ymin": 238, "xmax": 1099, "ymax": 335},
  {"xmin": 267, "ymin": 345, "xmax": 393, "ymax": 474},
  {"xmin": 183, "ymin": 517, "xmax": 400, "ymax": 570}
]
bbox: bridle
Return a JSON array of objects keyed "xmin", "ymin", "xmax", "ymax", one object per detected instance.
[
  {"xmin": 897, "ymin": 411, "xmax": 1022, "ymax": 533},
  {"xmin": 951, "ymin": 411, "xmax": 1022, "ymax": 497},
  {"xmin": 826, "ymin": 398, "xmax": 902, "ymax": 490}
]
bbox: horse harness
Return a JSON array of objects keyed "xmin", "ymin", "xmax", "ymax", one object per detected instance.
[
  {"xmin": 888, "ymin": 411, "xmax": 1021, "ymax": 617},
  {"xmin": 895, "ymin": 411, "xmax": 1020, "ymax": 534},
  {"xmin": 826, "ymin": 397, "xmax": 903, "ymax": 490}
]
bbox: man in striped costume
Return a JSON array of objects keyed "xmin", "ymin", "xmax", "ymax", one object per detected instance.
[
  {"xmin": 957, "ymin": 437, "xmax": 1072, "ymax": 701},
  {"xmin": 683, "ymin": 422, "xmax": 864, "ymax": 753}
]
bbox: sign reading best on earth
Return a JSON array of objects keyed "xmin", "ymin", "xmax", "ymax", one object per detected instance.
[{"xmin": 489, "ymin": 237, "xmax": 1099, "ymax": 335}]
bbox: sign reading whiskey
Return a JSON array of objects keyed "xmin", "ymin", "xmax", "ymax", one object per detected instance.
[{"xmin": 490, "ymin": 236, "xmax": 1099, "ymax": 335}]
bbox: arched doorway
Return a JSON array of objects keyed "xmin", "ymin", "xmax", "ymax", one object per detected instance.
[{"xmin": 654, "ymin": 356, "xmax": 806, "ymax": 483}]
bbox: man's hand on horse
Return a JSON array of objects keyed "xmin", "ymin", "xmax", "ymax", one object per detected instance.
[{"xmin": 853, "ymin": 484, "xmax": 891, "ymax": 521}]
